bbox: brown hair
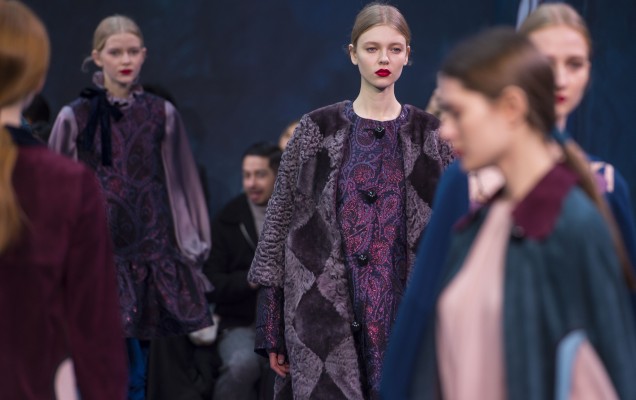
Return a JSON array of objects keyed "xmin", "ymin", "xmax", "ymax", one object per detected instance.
[
  {"xmin": 442, "ymin": 27, "xmax": 635, "ymax": 288},
  {"xmin": 350, "ymin": 3, "xmax": 411, "ymax": 54},
  {"xmin": 83, "ymin": 15, "xmax": 144, "ymax": 70},
  {"xmin": 441, "ymin": 27, "xmax": 556, "ymax": 134},
  {"xmin": 518, "ymin": 3, "xmax": 592, "ymax": 57},
  {"xmin": 0, "ymin": 0, "xmax": 50, "ymax": 253}
]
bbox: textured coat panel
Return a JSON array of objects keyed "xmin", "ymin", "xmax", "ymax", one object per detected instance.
[{"xmin": 249, "ymin": 101, "xmax": 452, "ymax": 399}]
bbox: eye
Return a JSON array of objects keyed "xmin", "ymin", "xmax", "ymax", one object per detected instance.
[
  {"xmin": 108, "ymin": 49, "xmax": 122, "ymax": 57},
  {"xmin": 391, "ymin": 47, "xmax": 403, "ymax": 53},
  {"xmin": 366, "ymin": 47, "xmax": 377, "ymax": 53},
  {"xmin": 440, "ymin": 107, "xmax": 460, "ymax": 120},
  {"xmin": 566, "ymin": 58, "xmax": 586, "ymax": 71},
  {"xmin": 129, "ymin": 48, "xmax": 141, "ymax": 56}
]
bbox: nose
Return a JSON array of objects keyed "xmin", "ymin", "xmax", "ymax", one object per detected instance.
[
  {"xmin": 244, "ymin": 175, "xmax": 256, "ymax": 189},
  {"xmin": 439, "ymin": 116, "xmax": 457, "ymax": 143},
  {"xmin": 122, "ymin": 51, "xmax": 131, "ymax": 64},
  {"xmin": 379, "ymin": 49, "xmax": 389, "ymax": 65},
  {"xmin": 554, "ymin": 63, "xmax": 568, "ymax": 89}
]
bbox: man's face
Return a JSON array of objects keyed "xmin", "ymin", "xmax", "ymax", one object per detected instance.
[{"xmin": 242, "ymin": 155, "xmax": 276, "ymax": 206}]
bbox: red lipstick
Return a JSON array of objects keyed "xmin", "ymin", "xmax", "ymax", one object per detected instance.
[
  {"xmin": 555, "ymin": 95, "xmax": 566, "ymax": 104},
  {"xmin": 375, "ymin": 69, "xmax": 391, "ymax": 77},
  {"xmin": 120, "ymin": 69, "xmax": 133, "ymax": 75}
]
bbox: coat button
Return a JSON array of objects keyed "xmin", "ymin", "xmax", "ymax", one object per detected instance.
[
  {"xmin": 373, "ymin": 126, "xmax": 385, "ymax": 139},
  {"xmin": 351, "ymin": 321, "xmax": 361, "ymax": 333},
  {"xmin": 356, "ymin": 252, "xmax": 370, "ymax": 266},
  {"xmin": 362, "ymin": 190, "xmax": 378, "ymax": 204}
]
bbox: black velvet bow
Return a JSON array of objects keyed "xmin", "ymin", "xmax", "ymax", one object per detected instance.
[{"xmin": 79, "ymin": 87, "xmax": 123, "ymax": 166}]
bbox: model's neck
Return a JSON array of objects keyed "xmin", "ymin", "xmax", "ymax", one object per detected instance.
[
  {"xmin": 353, "ymin": 82, "xmax": 401, "ymax": 121},
  {"xmin": 103, "ymin": 75, "xmax": 131, "ymax": 99},
  {"xmin": 556, "ymin": 115, "xmax": 567, "ymax": 131},
  {"xmin": 498, "ymin": 127, "xmax": 555, "ymax": 203},
  {"xmin": 0, "ymin": 103, "xmax": 24, "ymax": 127}
]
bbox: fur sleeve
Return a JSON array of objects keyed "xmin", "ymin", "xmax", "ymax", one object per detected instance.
[{"xmin": 247, "ymin": 115, "xmax": 309, "ymax": 287}]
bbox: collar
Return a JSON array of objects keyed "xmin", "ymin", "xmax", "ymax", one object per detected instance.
[
  {"xmin": 455, "ymin": 163, "xmax": 579, "ymax": 239},
  {"xmin": 6, "ymin": 125, "xmax": 44, "ymax": 147},
  {"xmin": 92, "ymin": 71, "xmax": 143, "ymax": 107}
]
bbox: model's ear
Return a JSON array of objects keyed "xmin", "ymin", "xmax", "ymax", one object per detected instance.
[
  {"xmin": 405, "ymin": 45, "xmax": 411, "ymax": 65},
  {"xmin": 91, "ymin": 49, "xmax": 103, "ymax": 67},
  {"xmin": 497, "ymin": 85, "xmax": 529, "ymax": 127},
  {"xmin": 349, "ymin": 44, "xmax": 358, "ymax": 65},
  {"xmin": 140, "ymin": 47, "xmax": 147, "ymax": 66}
]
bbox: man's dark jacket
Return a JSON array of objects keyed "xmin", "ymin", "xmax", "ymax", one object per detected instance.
[{"xmin": 205, "ymin": 193, "xmax": 259, "ymax": 331}]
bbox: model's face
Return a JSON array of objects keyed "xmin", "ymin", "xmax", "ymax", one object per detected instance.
[
  {"xmin": 529, "ymin": 25, "xmax": 590, "ymax": 124},
  {"xmin": 350, "ymin": 25, "xmax": 410, "ymax": 91},
  {"xmin": 278, "ymin": 122, "xmax": 298, "ymax": 150},
  {"xmin": 92, "ymin": 33, "xmax": 146, "ymax": 94},
  {"xmin": 242, "ymin": 155, "xmax": 276, "ymax": 206},
  {"xmin": 438, "ymin": 76, "xmax": 511, "ymax": 172}
]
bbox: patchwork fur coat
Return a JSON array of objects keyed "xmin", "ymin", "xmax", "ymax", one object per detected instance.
[{"xmin": 248, "ymin": 101, "xmax": 453, "ymax": 399}]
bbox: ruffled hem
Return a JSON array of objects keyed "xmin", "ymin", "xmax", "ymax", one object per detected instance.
[{"xmin": 115, "ymin": 254, "xmax": 212, "ymax": 339}]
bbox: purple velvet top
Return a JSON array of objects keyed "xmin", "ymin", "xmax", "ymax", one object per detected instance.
[
  {"xmin": 336, "ymin": 102, "xmax": 409, "ymax": 398},
  {"xmin": 49, "ymin": 73, "xmax": 212, "ymax": 339}
]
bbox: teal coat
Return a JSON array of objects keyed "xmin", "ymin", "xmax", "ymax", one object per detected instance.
[{"xmin": 414, "ymin": 165, "xmax": 636, "ymax": 399}]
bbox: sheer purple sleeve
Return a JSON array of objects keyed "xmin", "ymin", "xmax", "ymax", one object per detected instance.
[
  {"xmin": 49, "ymin": 106, "xmax": 79, "ymax": 159},
  {"xmin": 254, "ymin": 286, "xmax": 285, "ymax": 358},
  {"xmin": 162, "ymin": 101, "xmax": 211, "ymax": 263}
]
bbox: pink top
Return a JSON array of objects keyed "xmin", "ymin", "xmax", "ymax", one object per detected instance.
[
  {"xmin": 437, "ymin": 199, "xmax": 512, "ymax": 400},
  {"xmin": 436, "ymin": 199, "xmax": 618, "ymax": 400}
]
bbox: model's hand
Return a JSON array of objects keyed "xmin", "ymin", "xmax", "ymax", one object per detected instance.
[{"xmin": 268, "ymin": 351, "xmax": 290, "ymax": 378}]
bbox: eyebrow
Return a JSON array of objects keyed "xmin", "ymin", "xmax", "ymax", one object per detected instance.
[{"xmin": 360, "ymin": 41, "xmax": 405, "ymax": 47}]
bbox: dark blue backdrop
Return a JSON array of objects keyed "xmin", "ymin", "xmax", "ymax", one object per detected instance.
[{"xmin": 25, "ymin": 0, "xmax": 636, "ymax": 216}]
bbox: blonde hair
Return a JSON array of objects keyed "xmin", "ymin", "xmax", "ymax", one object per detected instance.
[
  {"xmin": 82, "ymin": 15, "xmax": 144, "ymax": 70},
  {"xmin": 350, "ymin": 3, "xmax": 411, "ymax": 60},
  {"xmin": 518, "ymin": 3, "xmax": 592, "ymax": 57},
  {"xmin": 0, "ymin": 0, "xmax": 50, "ymax": 253}
]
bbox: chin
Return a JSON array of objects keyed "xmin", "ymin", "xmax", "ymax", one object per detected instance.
[{"xmin": 460, "ymin": 158, "xmax": 486, "ymax": 173}]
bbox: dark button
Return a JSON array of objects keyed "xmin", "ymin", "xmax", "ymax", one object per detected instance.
[
  {"xmin": 362, "ymin": 189, "xmax": 378, "ymax": 204},
  {"xmin": 356, "ymin": 252, "xmax": 370, "ymax": 266},
  {"xmin": 511, "ymin": 225, "xmax": 525, "ymax": 239},
  {"xmin": 351, "ymin": 321, "xmax": 361, "ymax": 333},
  {"xmin": 373, "ymin": 126, "xmax": 385, "ymax": 139}
]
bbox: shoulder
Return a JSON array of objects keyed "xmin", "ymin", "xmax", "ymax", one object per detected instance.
[
  {"xmin": 403, "ymin": 104, "xmax": 440, "ymax": 132},
  {"xmin": 16, "ymin": 147, "xmax": 98, "ymax": 212},
  {"xmin": 19, "ymin": 146, "xmax": 85, "ymax": 177},
  {"xmin": 141, "ymin": 91, "xmax": 170, "ymax": 107},
  {"xmin": 439, "ymin": 160, "xmax": 468, "ymax": 188},
  {"xmin": 67, "ymin": 96, "xmax": 90, "ymax": 109},
  {"xmin": 216, "ymin": 194, "xmax": 250, "ymax": 224},
  {"xmin": 60, "ymin": 99, "xmax": 87, "ymax": 122},
  {"xmin": 304, "ymin": 101, "xmax": 351, "ymax": 135},
  {"xmin": 555, "ymin": 187, "xmax": 609, "ymax": 241}
]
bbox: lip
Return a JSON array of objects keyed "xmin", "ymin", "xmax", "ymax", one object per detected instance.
[
  {"xmin": 120, "ymin": 69, "xmax": 133, "ymax": 75},
  {"xmin": 375, "ymin": 69, "xmax": 391, "ymax": 77},
  {"xmin": 555, "ymin": 95, "xmax": 567, "ymax": 104}
]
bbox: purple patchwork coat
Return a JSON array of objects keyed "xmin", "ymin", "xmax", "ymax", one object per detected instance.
[{"xmin": 248, "ymin": 101, "xmax": 453, "ymax": 399}]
